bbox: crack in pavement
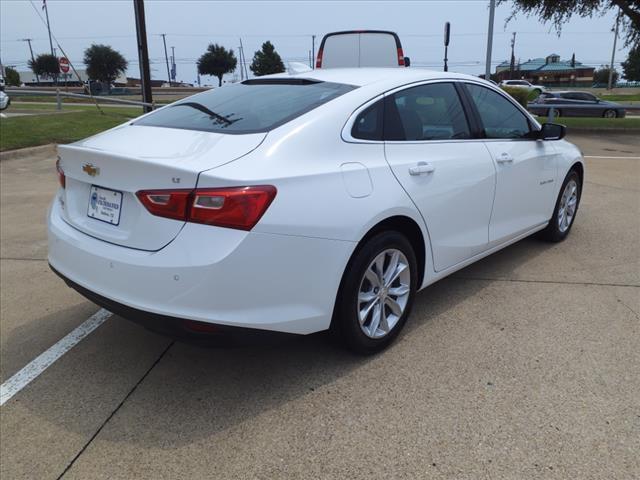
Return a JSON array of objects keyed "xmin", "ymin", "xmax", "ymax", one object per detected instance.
[
  {"xmin": 55, "ymin": 341, "xmax": 175, "ymax": 480},
  {"xmin": 616, "ymin": 297, "xmax": 640, "ymax": 320},
  {"xmin": 0, "ymin": 257, "xmax": 47, "ymax": 262},
  {"xmin": 585, "ymin": 180, "xmax": 640, "ymax": 193},
  {"xmin": 453, "ymin": 276, "xmax": 640, "ymax": 289}
]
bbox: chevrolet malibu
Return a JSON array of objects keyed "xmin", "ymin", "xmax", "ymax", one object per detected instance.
[{"xmin": 48, "ymin": 69, "xmax": 584, "ymax": 354}]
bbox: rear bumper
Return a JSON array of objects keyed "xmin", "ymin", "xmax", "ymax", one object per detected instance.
[
  {"xmin": 48, "ymin": 197, "xmax": 355, "ymax": 334},
  {"xmin": 50, "ymin": 264, "xmax": 295, "ymax": 345}
]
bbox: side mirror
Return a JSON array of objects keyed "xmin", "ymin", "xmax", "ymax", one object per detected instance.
[
  {"xmin": 538, "ymin": 122, "xmax": 566, "ymax": 141},
  {"xmin": 404, "ymin": 57, "xmax": 411, "ymax": 67}
]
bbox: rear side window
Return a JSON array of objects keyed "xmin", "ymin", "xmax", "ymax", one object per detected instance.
[
  {"xmin": 386, "ymin": 82, "xmax": 470, "ymax": 141},
  {"xmin": 351, "ymin": 100, "xmax": 384, "ymax": 140},
  {"xmin": 465, "ymin": 83, "xmax": 531, "ymax": 139},
  {"xmin": 135, "ymin": 80, "xmax": 355, "ymax": 134}
]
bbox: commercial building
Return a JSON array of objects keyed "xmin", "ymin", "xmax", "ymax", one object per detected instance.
[{"xmin": 495, "ymin": 54, "xmax": 595, "ymax": 86}]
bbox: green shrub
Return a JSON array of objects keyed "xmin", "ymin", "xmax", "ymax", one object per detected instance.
[{"xmin": 500, "ymin": 86, "xmax": 530, "ymax": 108}]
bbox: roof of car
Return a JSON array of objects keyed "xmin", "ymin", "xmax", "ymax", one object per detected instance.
[{"xmin": 273, "ymin": 68, "xmax": 483, "ymax": 88}]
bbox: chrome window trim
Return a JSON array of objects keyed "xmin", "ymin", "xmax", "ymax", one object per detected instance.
[{"xmin": 341, "ymin": 78, "xmax": 541, "ymax": 145}]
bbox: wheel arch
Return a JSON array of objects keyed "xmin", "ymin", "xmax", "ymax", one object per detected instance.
[
  {"xmin": 330, "ymin": 214, "xmax": 429, "ymax": 333},
  {"xmin": 570, "ymin": 161, "xmax": 584, "ymax": 187},
  {"xmin": 351, "ymin": 215, "xmax": 427, "ymax": 289}
]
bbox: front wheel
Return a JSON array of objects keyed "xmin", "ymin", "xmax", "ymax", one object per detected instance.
[
  {"xmin": 332, "ymin": 231, "xmax": 418, "ymax": 354},
  {"xmin": 603, "ymin": 109, "xmax": 617, "ymax": 118},
  {"xmin": 539, "ymin": 170, "xmax": 582, "ymax": 242}
]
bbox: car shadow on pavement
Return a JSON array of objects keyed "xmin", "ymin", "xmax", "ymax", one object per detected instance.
[{"xmin": 14, "ymin": 235, "xmax": 551, "ymax": 450}]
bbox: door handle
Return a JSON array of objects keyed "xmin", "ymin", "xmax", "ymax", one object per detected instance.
[
  {"xmin": 409, "ymin": 162, "xmax": 436, "ymax": 176},
  {"xmin": 496, "ymin": 153, "xmax": 514, "ymax": 164}
]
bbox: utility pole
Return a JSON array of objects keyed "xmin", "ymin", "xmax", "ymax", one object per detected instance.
[
  {"xmin": 43, "ymin": 0, "xmax": 54, "ymax": 57},
  {"xmin": 21, "ymin": 38, "xmax": 40, "ymax": 84},
  {"xmin": 239, "ymin": 37, "xmax": 248, "ymax": 80},
  {"xmin": 171, "ymin": 46, "xmax": 176, "ymax": 83},
  {"xmin": 133, "ymin": 0, "xmax": 153, "ymax": 112},
  {"xmin": 238, "ymin": 41, "xmax": 244, "ymax": 81},
  {"xmin": 312, "ymin": 35, "xmax": 316, "ymax": 68},
  {"xmin": 509, "ymin": 31, "xmax": 516, "ymax": 79},
  {"xmin": 485, "ymin": 0, "xmax": 495, "ymax": 81},
  {"xmin": 161, "ymin": 33, "xmax": 171, "ymax": 85},
  {"xmin": 608, "ymin": 11, "xmax": 620, "ymax": 90}
]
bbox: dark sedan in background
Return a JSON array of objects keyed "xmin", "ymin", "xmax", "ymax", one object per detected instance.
[{"xmin": 528, "ymin": 91, "xmax": 626, "ymax": 118}]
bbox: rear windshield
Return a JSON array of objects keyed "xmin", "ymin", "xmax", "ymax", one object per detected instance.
[{"xmin": 134, "ymin": 80, "xmax": 355, "ymax": 134}]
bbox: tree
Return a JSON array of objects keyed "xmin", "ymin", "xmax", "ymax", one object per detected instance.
[
  {"xmin": 83, "ymin": 44, "xmax": 128, "ymax": 86},
  {"xmin": 499, "ymin": 1, "xmax": 640, "ymax": 46},
  {"xmin": 4, "ymin": 67, "xmax": 21, "ymax": 86},
  {"xmin": 621, "ymin": 42, "xmax": 640, "ymax": 80},
  {"xmin": 593, "ymin": 66, "xmax": 619, "ymax": 85},
  {"xmin": 250, "ymin": 41, "xmax": 285, "ymax": 76},
  {"xmin": 28, "ymin": 53, "xmax": 59, "ymax": 80},
  {"xmin": 197, "ymin": 44, "xmax": 237, "ymax": 86}
]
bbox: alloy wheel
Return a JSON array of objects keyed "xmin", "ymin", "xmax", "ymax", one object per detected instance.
[
  {"xmin": 357, "ymin": 249, "xmax": 411, "ymax": 339},
  {"xmin": 558, "ymin": 179, "xmax": 578, "ymax": 233}
]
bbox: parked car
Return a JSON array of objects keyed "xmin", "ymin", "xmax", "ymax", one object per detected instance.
[
  {"xmin": 528, "ymin": 91, "xmax": 626, "ymax": 118},
  {"xmin": 499, "ymin": 79, "xmax": 546, "ymax": 94},
  {"xmin": 0, "ymin": 90, "xmax": 10, "ymax": 110},
  {"xmin": 316, "ymin": 30, "xmax": 409, "ymax": 68},
  {"xmin": 49, "ymin": 68, "xmax": 583, "ymax": 354}
]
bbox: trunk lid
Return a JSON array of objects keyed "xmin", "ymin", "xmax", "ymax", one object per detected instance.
[{"xmin": 58, "ymin": 124, "xmax": 265, "ymax": 251}]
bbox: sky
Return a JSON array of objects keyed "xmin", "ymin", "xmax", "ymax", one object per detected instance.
[{"xmin": 0, "ymin": 0, "xmax": 631, "ymax": 84}]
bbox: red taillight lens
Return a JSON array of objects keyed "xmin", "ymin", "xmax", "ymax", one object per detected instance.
[
  {"xmin": 189, "ymin": 186, "xmax": 277, "ymax": 230},
  {"xmin": 136, "ymin": 189, "xmax": 192, "ymax": 221},
  {"xmin": 56, "ymin": 157, "xmax": 65, "ymax": 188},
  {"xmin": 136, "ymin": 185, "xmax": 277, "ymax": 231},
  {"xmin": 315, "ymin": 48, "xmax": 323, "ymax": 68},
  {"xmin": 397, "ymin": 48, "xmax": 405, "ymax": 66}
]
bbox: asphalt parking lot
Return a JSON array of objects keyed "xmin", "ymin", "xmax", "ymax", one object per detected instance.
[{"xmin": 1, "ymin": 133, "xmax": 638, "ymax": 479}]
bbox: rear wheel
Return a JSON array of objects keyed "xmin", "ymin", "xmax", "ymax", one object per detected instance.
[
  {"xmin": 333, "ymin": 231, "xmax": 417, "ymax": 354},
  {"xmin": 539, "ymin": 170, "xmax": 581, "ymax": 242},
  {"xmin": 603, "ymin": 109, "xmax": 617, "ymax": 118}
]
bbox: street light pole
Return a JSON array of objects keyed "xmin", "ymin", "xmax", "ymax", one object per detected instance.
[
  {"xmin": 171, "ymin": 46, "xmax": 176, "ymax": 83},
  {"xmin": 608, "ymin": 11, "xmax": 620, "ymax": 90},
  {"xmin": 485, "ymin": 0, "xmax": 496, "ymax": 81}
]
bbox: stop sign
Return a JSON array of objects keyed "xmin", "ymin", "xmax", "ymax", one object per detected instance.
[{"xmin": 59, "ymin": 57, "xmax": 70, "ymax": 73}]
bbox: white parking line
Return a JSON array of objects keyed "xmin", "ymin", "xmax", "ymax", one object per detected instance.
[
  {"xmin": 584, "ymin": 155, "xmax": 640, "ymax": 159},
  {"xmin": 0, "ymin": 309, "xmax": 111, "ymax": 406}
]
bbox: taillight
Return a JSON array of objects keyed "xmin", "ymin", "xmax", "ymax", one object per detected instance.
[
  {"xmin": 136, "ymin": 189, "xmax": 192, "ymax": 221},
  {"xmin": 56, "ymin": 157, "xmax": 65, "ymax": 188},
  {"xmin": 397, "ymin": 48, "xmax": 405, "ymax": 66},
  {"xmin": 136, "ymin": 185, "xmax": 277, "ymax": 231},
  {"xmin": 316, "ymin": 48, "xmax": 323, "ymax": 68}
]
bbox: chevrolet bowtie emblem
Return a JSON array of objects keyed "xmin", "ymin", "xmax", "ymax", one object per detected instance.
[{"xmin": 82, "ymin": 163, "xmax": 100, "ymax": 177}]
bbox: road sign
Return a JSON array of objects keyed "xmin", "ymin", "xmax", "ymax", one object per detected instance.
[{"xmin": 59, "ymin": 57, "xmax": 70, "ymax": 73}]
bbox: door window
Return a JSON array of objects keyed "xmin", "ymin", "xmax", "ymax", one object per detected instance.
[
  {"xmin": 385, "ymin": 82, "xmax": 470, "ymax": 141},
  {"xmin": 465, "ymin": 83, "xmax": 532, "ymax": 139}
]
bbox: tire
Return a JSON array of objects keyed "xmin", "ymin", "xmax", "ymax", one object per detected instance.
[
  {"xmin": 603, "ymin": 109, "xmax": 617, "ymax": 119},
  {"xmin": 332, "ymin": 231, "xmax": 418, "ymax": 354},
  {"xmin": 539, "ymin": 170, "xmax": 582, "ymax": 242}
]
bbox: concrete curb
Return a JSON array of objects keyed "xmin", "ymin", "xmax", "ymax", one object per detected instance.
[
  {"xmin": 567, "ymin": 128, "xmax": 640, "ymax": 134},
  {"xmin": 0, "ymin": 144, "xmax": 57, "ymax": 162}
]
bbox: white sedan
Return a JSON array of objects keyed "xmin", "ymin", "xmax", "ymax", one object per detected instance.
[
  {"xmin": 48, "ymin": 68, "xmax": 584, "ymax": 353},
  {"xmin": 0, "ymin": 91, "xmax": 10, "ymax": 110}
]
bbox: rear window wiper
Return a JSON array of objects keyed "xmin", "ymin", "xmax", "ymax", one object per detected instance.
[{"xmin": 173, "ymin": 102, "xmax": 234, "ymax": 126}]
